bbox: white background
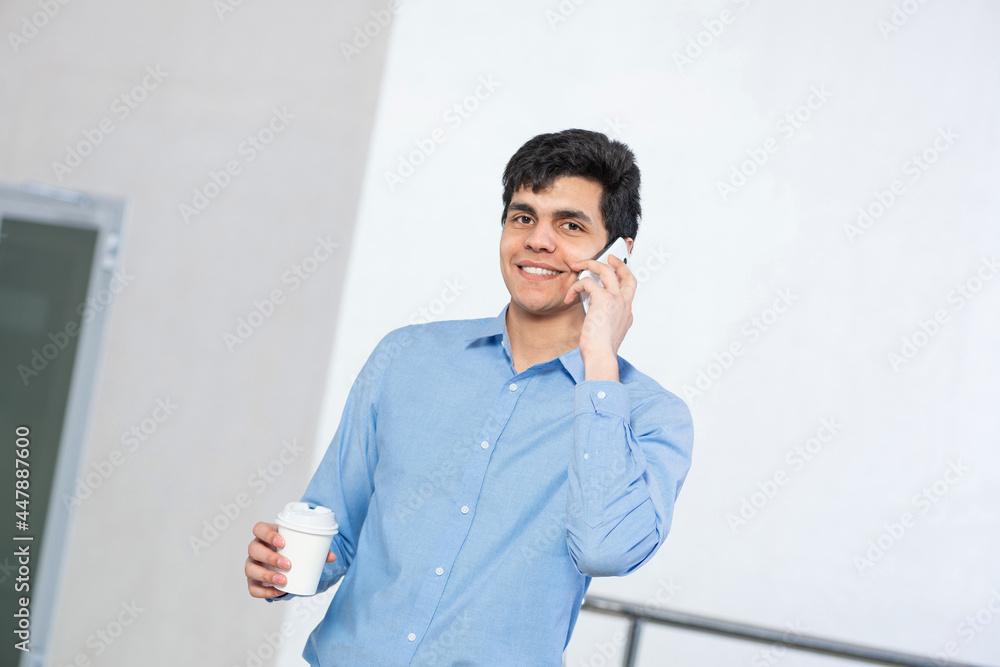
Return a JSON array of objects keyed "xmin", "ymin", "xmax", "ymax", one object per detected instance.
[{"xmin": 305, "ymin": 1, "xmax": 1000, "ymax": 665}]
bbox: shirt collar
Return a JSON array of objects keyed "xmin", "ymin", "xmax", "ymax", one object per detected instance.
[
  {"xmin": 463, "ymin": 304, "xmax": 509, "ymax": 343},
  {"xmin": 464, "ymin": 303, "xmax": 586, "ymax": 384},
  {"xmin": 557, "ymin": 346, "xmax": 586, "ymax": 384}
]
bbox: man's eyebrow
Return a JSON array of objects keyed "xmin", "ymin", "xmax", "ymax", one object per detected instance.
[
  {"xmin": 553, "ymin": 209, "xmax": 593, "ymax": 223},
  {"xmin": 508, "ymin": 202, "xmax": 536, "ymax": 216}
]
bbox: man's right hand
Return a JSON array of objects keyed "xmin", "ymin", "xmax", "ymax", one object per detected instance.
[{"xmin": 245, "ymin": 521, "xmax": 337, "ymax": 599}]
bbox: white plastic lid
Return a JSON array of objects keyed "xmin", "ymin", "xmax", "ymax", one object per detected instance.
[{"xmin": 276, "ymin": 502, "xmax": 339, "ymax": 535}]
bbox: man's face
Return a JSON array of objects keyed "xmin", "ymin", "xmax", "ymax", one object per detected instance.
[{"xmin": 499, "ymin": 175, "xmax": 610, "ymax": 317}]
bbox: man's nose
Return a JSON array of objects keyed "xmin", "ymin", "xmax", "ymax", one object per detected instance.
[{"xmin": 524, "ymin": 222, "xmax": 556, "ymax": 251}]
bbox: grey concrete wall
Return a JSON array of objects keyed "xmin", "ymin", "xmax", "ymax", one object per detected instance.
[{"xmin": 0, "ymin": 1, "xmax": 393, "ymax": 665}]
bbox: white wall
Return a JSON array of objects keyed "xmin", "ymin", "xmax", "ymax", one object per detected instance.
[{"xmin": 304, "ymin": 1, "xmax": 1000, "ymax": 665}]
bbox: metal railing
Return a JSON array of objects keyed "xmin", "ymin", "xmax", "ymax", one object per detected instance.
[{"xmin": 581, "ymin": 595, "xmax": 994, "ymax": 667}]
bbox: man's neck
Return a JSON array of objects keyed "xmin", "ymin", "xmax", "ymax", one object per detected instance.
[{"xmin": 505, "ymin": 301, "xmax": 584, "ymax": 374}]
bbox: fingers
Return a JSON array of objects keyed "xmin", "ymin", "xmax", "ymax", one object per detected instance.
[
  {"xmin": 608, "ymin": 254, "xmax": 637, "ymax": 304},
  {"xmin": 253, "ymin": 521, "xmax": 284, "ymax": 548},
  {"xmin": 564, "ymin": 261, "xmax": 612, "ymax": 306},
  {"xmin": 245, "ymin": 555, "xmax": 288, "ymax": 599},
  {"xmin": 248, "ymin": 538, "xmax": 289, "ymax": 569},
  {"xmin": 570, "ymin": 259, "xmax": 615, "ymax": 288},
  {"xmin": 247, "ymin": 521, "xmax": 290, "ymax": 598},
  {"xmin": 567, "ymin": 256, "xmax": 636, "ymax": 307},
  {"xmin": 572, "ymin": 256, "xmax": 632, "ymax": 294},
  {"xmin": 563, "ymin": 277, "xmax": 588, "ymax": 304}
]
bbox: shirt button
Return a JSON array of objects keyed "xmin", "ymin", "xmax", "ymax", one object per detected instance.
[
  {"xmin": 481, "ymin": 441, "xmax": 489, "ymax": 449},
  {"xmin": 509, "ymin": 383, "xmax": 517, "ymax": 392},
  {"xmin": 436, "ymin": 567, "xmax": 444, "ymax": 576},
  {"xmin": 584, "ymin": 453, "xmax": 590, "ymax": 460},
  {"xmin": 461, "ymin": 505, "xmax": 469, "ymax": 514},
  {"xmin": 408, "ymin": 632, "xmax": 416, "ymax": 641},
  {"xmin": 597, "ymin": 391, "xmax": 607, "ymax": 399}
]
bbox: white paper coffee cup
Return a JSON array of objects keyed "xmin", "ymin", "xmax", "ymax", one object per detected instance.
[{"xmin": 274, "ymin": 502, "xmax": 338, "ymax": 596}]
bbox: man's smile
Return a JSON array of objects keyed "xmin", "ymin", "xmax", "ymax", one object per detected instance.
[{"xmin": 516, "ymin": 260, "xmax": 566, "ymax": 280}]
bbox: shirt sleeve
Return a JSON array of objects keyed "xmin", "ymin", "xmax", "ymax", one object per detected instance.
[
  {"xmin": 267, "ymin": 329, "xmax": 400, "ymax": 603},
  {"xmin": 564, "ymin": 379, "xmax": 694, "ymax": 577}
]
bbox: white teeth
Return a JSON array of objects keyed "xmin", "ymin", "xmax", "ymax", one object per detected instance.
[{"xmin": 521, "ymin": 266, "xmax": 559, "ymax": 275}]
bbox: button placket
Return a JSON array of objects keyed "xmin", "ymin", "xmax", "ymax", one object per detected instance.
[{"xmin": 399, "ymin": 373, "xmax": 531, "ymax": 663}]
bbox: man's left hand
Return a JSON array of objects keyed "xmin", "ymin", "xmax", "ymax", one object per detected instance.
[{"xmin": 564, "ymin": 254, "xmax": 636, "ymax": 382}]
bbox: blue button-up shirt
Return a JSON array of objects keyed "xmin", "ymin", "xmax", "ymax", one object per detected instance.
[{"xmin": 275, "ymin": 305, "xmax": 694, "ymax": 665}]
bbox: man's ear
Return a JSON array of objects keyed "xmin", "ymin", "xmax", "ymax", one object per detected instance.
[{"xmin": 625, "ymin": 237, "xmax": 634, "ymax": 254}]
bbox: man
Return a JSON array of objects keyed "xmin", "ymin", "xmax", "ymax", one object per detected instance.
[{"xmin": 245, "ymin": 129, "xmax": 694, "ymax": 665}]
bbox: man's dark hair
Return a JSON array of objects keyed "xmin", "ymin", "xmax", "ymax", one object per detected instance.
[{"xmin": 501, "ymin": 128, "xmax": 641, "ymax": 246}]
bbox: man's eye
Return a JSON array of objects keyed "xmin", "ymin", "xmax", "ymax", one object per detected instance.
[
  {"xmin": 564, "ymin": 222, "xmax": 581, "ymax": 231},
  {"xmin": 514, "ymin": 215, "xmax": 532, "ymax": 224}
]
